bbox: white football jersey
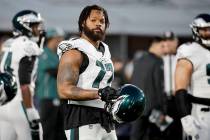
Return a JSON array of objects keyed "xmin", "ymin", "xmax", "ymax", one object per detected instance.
[
  {"xmin": 0, "ymin": 36, "xmax": 42, "ymax": 100},
  {"xmin": 176, "ymin": 42, "xmax": 210, "ymax": 98},
  {"xmin": 57, "ymin": 38, "xmax": 114, "ymax": 108}
]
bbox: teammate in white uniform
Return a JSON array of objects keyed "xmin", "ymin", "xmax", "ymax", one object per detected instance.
[
  {"xmin": 57, "ymin": 5, "xmax": 119, "ymax": 140},
  {"xmin": 175, "ymin": 13, "xmax": 210, "ymax": 140},
  {"xmin": 0, "ymin": 10, "xmax": 45, "ymax": 140}
]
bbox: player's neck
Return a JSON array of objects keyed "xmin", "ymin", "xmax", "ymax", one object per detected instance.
[{"xmin": 81, "ymin": 34, "xmax": 100, "ymax": 49}]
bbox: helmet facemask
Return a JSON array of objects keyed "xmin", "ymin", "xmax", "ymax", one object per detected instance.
[{"xmin": 105, "ymin": 95, "xmax": 128, "ymax": 123}]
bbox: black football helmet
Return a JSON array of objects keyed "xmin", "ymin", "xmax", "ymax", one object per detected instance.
[
  {"xmin": 190, "ymin": 13, "xmax": 210, "ymax": 47},
  {"xmin": 12, "ymin": 10, "xmax": 44, "ymax": 38},
  {"xmin": 105, "ymin": 84, "xmax": 146, "ymax": 123},
  {"xmin": 0, "ymin": 72, "xmax": 17, "ymax": 105}
]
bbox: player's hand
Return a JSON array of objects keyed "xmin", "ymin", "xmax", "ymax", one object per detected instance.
[
  {"xmin": 98, "ymin": 86, "xmax": 120, "ymax": 103},
  {"xmin": 181, "ymin": 115, "xmax": 201, "ymax": 139},
  {"xmin": 26, "ymin": 108, "xmax": 42, "ymax": 139}
]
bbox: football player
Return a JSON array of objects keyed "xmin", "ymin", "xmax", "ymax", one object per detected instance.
[
  {"xmin": 57, "ymin": 5, "xmax": 119, "ymax": 140},
  {"xmin": 175, "ymin": 13, "xmax": 210, "ymax": 140},
  {"xmin": 0, "ymin": 10, "xmax": 45, "ymax": 140}
]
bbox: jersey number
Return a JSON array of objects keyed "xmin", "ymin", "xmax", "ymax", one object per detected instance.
[
  {"xmin": 92, "ymin": 60, "xmax": 113, "ymax": 88},
  {"xmin": 207, "ymin": 64, "xmax": 210, "ymax": 84},
  {"xmin": 3, "ymin": 52, "xmax": 13, "ymax": 73}
]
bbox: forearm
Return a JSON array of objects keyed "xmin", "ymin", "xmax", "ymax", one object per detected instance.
[
  {"xmin": 18, "ymin": 56, "xmax": 36, "ymax": 108},
  {"xmin": 57, "ymin": 50, "xmax": 100, "ymax": 100},
  {"xmin": 58, "ymin": 84, "xmax": 99, "ymax": 100},
  {"xmin": 154, "ymin": 65, "xmax": 166, "ymax": 113},
  {"xmin": 21, "ymin": 85, "xmax": 33, "ymax": 108},
  {"xmin": 154, "ymin": 83, "xmax": 166, "ymax": 113}
]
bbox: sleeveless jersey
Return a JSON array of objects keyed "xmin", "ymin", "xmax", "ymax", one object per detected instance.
[
  {"xmin": 0, "ymin": 36, "xmax": 43, "ymax": 100},
  {"xmin": 176, "ymin": 42, "xmax": 210, "ymax": 98},
  {"xmin": 57, "ymin": 38, "xmax": 114, "ymax": 108}
]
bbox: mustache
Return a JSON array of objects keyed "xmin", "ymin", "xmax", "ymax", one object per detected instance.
[{"xmin": 93, "ymin": 28, "xmax": 103, "ymax": 32}]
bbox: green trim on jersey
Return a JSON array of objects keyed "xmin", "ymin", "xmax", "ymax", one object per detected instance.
[
  {"xmin": 92, "ymin": 60, "xmax": 114, "ymax": 88},
  {"xmin": 4, "ymin": 52, "xmax": 13, "ymax": 73},
  {"xmin": 206, "ymin": 64, "xmax": 210, "ymax": 84},
  {"xmin": 70, "ymin": 128, "xmax": 79, "ymax": 140},
  {"xmin": 92, "ymin": 60, "xmax": 106, "ymax": 88}
]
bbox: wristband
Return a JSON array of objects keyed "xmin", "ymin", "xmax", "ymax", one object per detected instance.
[{"xmin": 175, "ymin": 89, "xmax": 192, "ymax": 118}]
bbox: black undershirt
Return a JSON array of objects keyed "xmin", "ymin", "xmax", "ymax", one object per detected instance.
[{"xmin": 18, "ymin": 56, "xmax": 36, "ymax": 85}]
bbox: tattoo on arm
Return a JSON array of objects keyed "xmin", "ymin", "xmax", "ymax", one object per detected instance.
[
  {"xmin": 57, "ymin": 50, "xmax": 99, "ymax": 100},
  {"xmin": 57, "ymin": 63, "xmax": 79, "ymax": 86}
]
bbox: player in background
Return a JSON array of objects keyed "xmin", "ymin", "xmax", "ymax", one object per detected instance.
[
  {"xmin": 0, "ymin": 10, "xmax": 45, "ymax": 140},
  {"xmin": 175, "ymin": 13, "xmax": 210, "ymax": 140}
]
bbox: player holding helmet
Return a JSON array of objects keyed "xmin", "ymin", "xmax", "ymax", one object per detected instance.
[
  {"xmin": 57, "ymin": 5, "xmax": 145, "ymax": 140},
  {"xmin": 175, "ymin": 13, "xmax": 210, "ymax": 140},
  {"xmin": 104, "ymin": 84, "xmax": 145, "ymax": 124},
  {"xmin": 57, "ymin": 5, "xmax": 118, "ymax": 140},
  {"xmin": 0, "ymin": 10, "xmax": 45, "ymax": 140}
]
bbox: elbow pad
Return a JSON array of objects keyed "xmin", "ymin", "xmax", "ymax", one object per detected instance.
[{"xmin": 175, "ymin": 89, "xmax": 192, "ymax": 118}]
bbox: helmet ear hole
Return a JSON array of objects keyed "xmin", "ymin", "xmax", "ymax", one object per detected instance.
[{"xmin": 108, "ymin": 84, "xmax": 146, "ymax": 123}]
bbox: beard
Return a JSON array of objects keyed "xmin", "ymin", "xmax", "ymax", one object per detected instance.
[{"xmin": 83, "ymin": 25, "xmax": 105, "ymax": 41}]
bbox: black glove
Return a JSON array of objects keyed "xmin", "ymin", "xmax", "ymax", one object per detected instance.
[
  {"xmin": 98, "ymin": 86, "xmax": 120, "ymax": 102},
  {"xmin": 29, "ymin": 119, "xmax": 41, "ymax": 140}
]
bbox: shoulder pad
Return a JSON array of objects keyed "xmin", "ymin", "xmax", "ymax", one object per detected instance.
[
  {"xmin": 1, "ymin": 38, "xmax": 13, "ymax": 52},
  {"xmin": 14, "ymin": 36, "xmax": 42, "ymax": 57},
  {"xmin": 23, "ymin": 41, "xmax": 42, "ymax": 56},
  {"xmin": 176, "ymin": 42, "xmax": 199, "ymax": 64},
  {"xmin": 57, "ymin": 40, "xmax": 75, "ymax": 59}
]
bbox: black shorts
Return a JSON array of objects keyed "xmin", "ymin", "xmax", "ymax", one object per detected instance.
[{"xmin": 62, "ymin": 103, "xmax": 115, "ymax": 133}]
